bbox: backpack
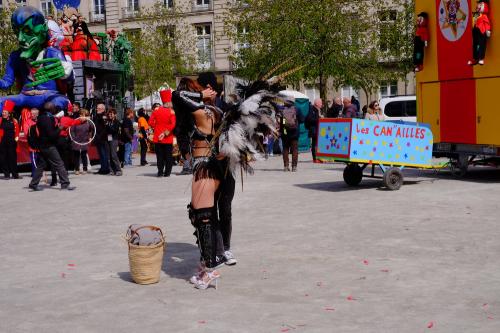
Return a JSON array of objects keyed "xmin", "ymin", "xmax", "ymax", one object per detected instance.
[
  {"xmin": 27, "ymin": 124, "xmax": 41, "ymax": 150},
  {"xmin": 283, "ymin": 106, "xmax": 298, "ymax": 130}
]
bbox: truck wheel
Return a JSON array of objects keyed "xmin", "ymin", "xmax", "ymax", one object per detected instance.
[
  {"xmin": 343, "ymin": 164, "xmax": 363, "ymax": 186},
  {"xmin": 383, "ymin": 167, "xmax": 404, "ymax": 190}
]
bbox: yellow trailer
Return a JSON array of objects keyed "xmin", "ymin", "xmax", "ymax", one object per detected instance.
[{"xmin": 416, "ymin": 0, "xmax": 500, "ymax": 173}]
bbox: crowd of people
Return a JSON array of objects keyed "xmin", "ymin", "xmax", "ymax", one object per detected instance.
[{"xmin": 1, "ymin": 65, "xmax": 387, "ymax": 291}]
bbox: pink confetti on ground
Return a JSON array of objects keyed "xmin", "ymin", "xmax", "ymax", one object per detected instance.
[
  {"xmin": 487, "ymin": 316, "xmax": 494, "ymax": 320},
  {"xmin": 483, "ymin": 303, "xmax": 488, "ymax": 308},
  {"xmin": 380, "ymin": 269, "xmax": 390, "ymax": 273},
  {"xmin": 363, "ymin": 260, "xmax": 369, "ymax": 265},
  {"xmin": 427, "ymin": 321, "xmax": 434, "ymax": 329},
  {"xmin": 324, "ymin": 307, "xmax": 335, "ymax": 311},
  {"xmin": 347, "ymin": 295, "xmax": 355, "ymax": 301},
  {"xmin": 198, "ymin": 320, "xmax": 206, "ymax": 324},
  {"xmin": 68, "ymin": 264, "xmax": 76, "ymax": 267},
  {"xmin": 60, "ymin": 273, "xmax": 66, "ymax": 278},
  {"xmin": 280, "ymin": 329, "xmax": 290, "ymax": 332}
]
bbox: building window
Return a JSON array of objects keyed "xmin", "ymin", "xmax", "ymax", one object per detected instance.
[
  {"xmin": 378, "ymin": 10, "xmax": 397, "ymax": 53},
  {"xmin": 128, "ymin": 0, "xmax": 139, "ymax": 11},
  {"xmin": 91, "ymin": 0, "xmax": 105, "ymax": 22},
  {"xmin": 196, "ymin": 24, "xmax": 212, "ymax": 70},
  {"xmin": 94, "ymin": 0, "xmax": 105, "ymax": 14},
  {"xmin": 15, "ymin": 0, "xmax": 27, "ymax": 5},
  {"xmin": 379, "ymin": 81, "xmax": 398, "ymax": 98},
  {"xmin": 41, "ymin": 1, "xmax": 53, "ymax": 17},
  {"xmin": 163, "ymin": 0, "xmax": 173, "ymax": 8},
  {"xmin": 235, "ymin": 24, "xmax": 250, "ymax": 50},
  {"xmin": 193, "ymin": 0, "xmax": 210, "ymax": 11}
]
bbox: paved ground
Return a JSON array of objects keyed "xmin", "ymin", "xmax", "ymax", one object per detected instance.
[{"xmin": 1, "ymin": 153, "xmax": 500, "ymax": 333}]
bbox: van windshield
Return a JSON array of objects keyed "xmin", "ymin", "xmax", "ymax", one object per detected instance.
[{"xmin": 385, "ymin": 100, "xmax": 416, "ymax": 117}]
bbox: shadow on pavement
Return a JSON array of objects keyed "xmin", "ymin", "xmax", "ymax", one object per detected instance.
[
  {"xmin": 117, "ymin": 271, "xmax": 133, "ymax": 283},
  {"xmin": 254, "ymin": 168, "xmax": 289, "ymax": 172},
  {"xmin": 294, "ymin": 179, "xmax": 423, "ymax": 192},
  {"xmin": 137, "ymin": 173, "xmax": 162, "ymax": 177},
  {"xmin": 420, "ymin": 167, "xmax": 500, "ymax": 184},
  {"xmin": 162, "ymin": 242, "xmax": 199, "ymax": 282}
]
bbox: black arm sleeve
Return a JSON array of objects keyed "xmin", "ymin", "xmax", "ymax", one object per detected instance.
[{"xmin": 172, "ymin": 90, "xmax": 204, "ymax": 113}]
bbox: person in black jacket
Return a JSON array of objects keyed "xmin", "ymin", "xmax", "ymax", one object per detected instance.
[
  {"xmin": 93, "ymin": 102, "xmax": 111, "ymax": 175},
  {"xmin": 29, "ymin": 102, "xmax": 74, "ymax": 191},
  {"xmin": 305, "ymin": 99, "xmax": 322, "ymax": 162},
  {"xmin": 105, "ymin": 108, "xmax": 123, "ymax": 176}
]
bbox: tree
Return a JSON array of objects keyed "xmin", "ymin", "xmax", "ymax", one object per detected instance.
[
  {"xmin": 0, "ymin": 5, "xmax": 18, "ymax": 95},
  {"xmin": 127, "ymin": 4, "xmax": 196, "ymax": 101},
  {"xmin": 224, "ymin": 0, "xmax": 415, "ymax": 107}
]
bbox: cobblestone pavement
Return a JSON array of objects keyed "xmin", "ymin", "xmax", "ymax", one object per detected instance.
[{"xmin": 1, "ymin": 153, "xmax": 500, "ymax": 332}]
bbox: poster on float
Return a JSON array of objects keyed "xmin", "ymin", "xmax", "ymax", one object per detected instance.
[{"xmin": 316, "ymin": 119, "xmax": 434, "ymax": 168}]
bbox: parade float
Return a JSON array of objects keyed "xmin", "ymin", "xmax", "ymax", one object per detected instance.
[
  {"xmin": 0, "ymin": 5, "xmax": 132, "ymax": 166},
  {"xmin": 315, "ymin": 119, "xmax": 434, "ymax": 190}
]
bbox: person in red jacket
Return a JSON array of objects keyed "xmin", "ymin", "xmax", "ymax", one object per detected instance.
[
  {"xmin": 414, "ymin": 12, "xmax": 429, "ymax": 72},
  {"xmin": 148, "ymin": 89, "xmax": 176, "ymax": 177},
  {"xmin": 468, "ymin": 0, "xmax": 492, "ymax": 66},
  {"xmin": 0, "ymin": 100, "xmax": 21, "ymax": 179}
]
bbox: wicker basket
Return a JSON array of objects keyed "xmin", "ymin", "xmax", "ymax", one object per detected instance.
[{"xmin": 127, "ymin": 226, "xmax": 165, "ymax": 285}]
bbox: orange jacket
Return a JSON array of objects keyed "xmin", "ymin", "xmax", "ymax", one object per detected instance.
[{"xmin": 148, "ymin": 107, "xmax": 176, "ymax": 144}]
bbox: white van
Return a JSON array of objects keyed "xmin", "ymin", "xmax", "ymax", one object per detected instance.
[{"xmin": 379, "ymin": 96, "xmax": 416, "ymax": 122}]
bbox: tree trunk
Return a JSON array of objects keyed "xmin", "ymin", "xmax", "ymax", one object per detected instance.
[{"xmin": 318, "ymin": 73, "xmax": 328, "ymax": 116}]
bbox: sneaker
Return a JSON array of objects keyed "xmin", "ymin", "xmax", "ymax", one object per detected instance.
[
  {"xmin": 284, "ymin": 167, "xmax": 290, "ymax": 172},
  {"xmin": 291, "ymin": 167, "xmax": 297, "ymax": 172},
  {"xmin": 224, "ymin": 250, "xmax": 237, "ymax": 266},
  {"xmin": 75, "ymin": 171, "xmax": 80, "ymax": 175},
  {"xmin": 28, "ymin": 184, "xmax": 43, "ymax": 191},
  {"xmin": 61, "ymin": 185, "xmax": 76, "ymax": 191},
  {"xmin": 179, "ymin": 168, "xmax": 192, "ymax": 175}
]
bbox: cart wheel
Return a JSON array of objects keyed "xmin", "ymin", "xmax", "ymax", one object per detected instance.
[
  {"xmin": 343, "ymin": 164, "xmax": 363, "ymax": 186},
  {"xmin": 383, "ymin": 167, "xmax": 404, "ymax": 190}
]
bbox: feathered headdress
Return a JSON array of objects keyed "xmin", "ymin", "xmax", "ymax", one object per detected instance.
[{"xmin": 217, "ymin": 61, "xmax": 305, "ymax": 176}]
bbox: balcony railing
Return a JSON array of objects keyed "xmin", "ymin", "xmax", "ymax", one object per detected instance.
[
  {"xmin": 122, "ymin": 7, "xmax": 140, "ymax": 19},
  {"xmin": 192, "ymin": 1, "xmax": 213, "ymax": 12},
  {"xmin": 89, "ymin": 12, "xmax": 105, "ymax": 24}
]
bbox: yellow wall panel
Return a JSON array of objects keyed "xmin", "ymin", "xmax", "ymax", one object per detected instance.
[
  {"xmin": 419, "ymin": 82, "xmax": 441, "ymax": 143},
  {"xmin": 476, "ymin": 78, "xmax": 500, "ymax": 146}
]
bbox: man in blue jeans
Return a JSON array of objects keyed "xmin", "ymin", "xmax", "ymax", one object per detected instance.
[{"xmin": 121, "ymin": 109, "xmax": 134, "ymax": 166}]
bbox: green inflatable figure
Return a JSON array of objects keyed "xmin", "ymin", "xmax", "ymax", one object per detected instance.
[{"xmin": 0, "ymin": 6, "xmax": 72, "ymax": 111}]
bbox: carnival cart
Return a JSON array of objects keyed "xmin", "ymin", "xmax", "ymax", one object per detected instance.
[{"xmin": 315, "ymin": 119, "xmax": 434, "ymax": 190}]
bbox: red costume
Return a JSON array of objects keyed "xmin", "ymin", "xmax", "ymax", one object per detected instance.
[
  {"xmin": 469, "ymin": 0, "xmax": 492, "ymax": 65},
  {"xmin": 414, "ymin": 12, "xmax": 429, "ymax": 72},
  {"xmin": 71, "ymin": 33, "xmax": 101, "ymax": 61},
  {"xmin": 148, "ymin": 106, "xmax": 176, "ymax": 144},
  {"xmin": 0, "ymin": 100, "xmax": 19, "ymax": 143}
]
